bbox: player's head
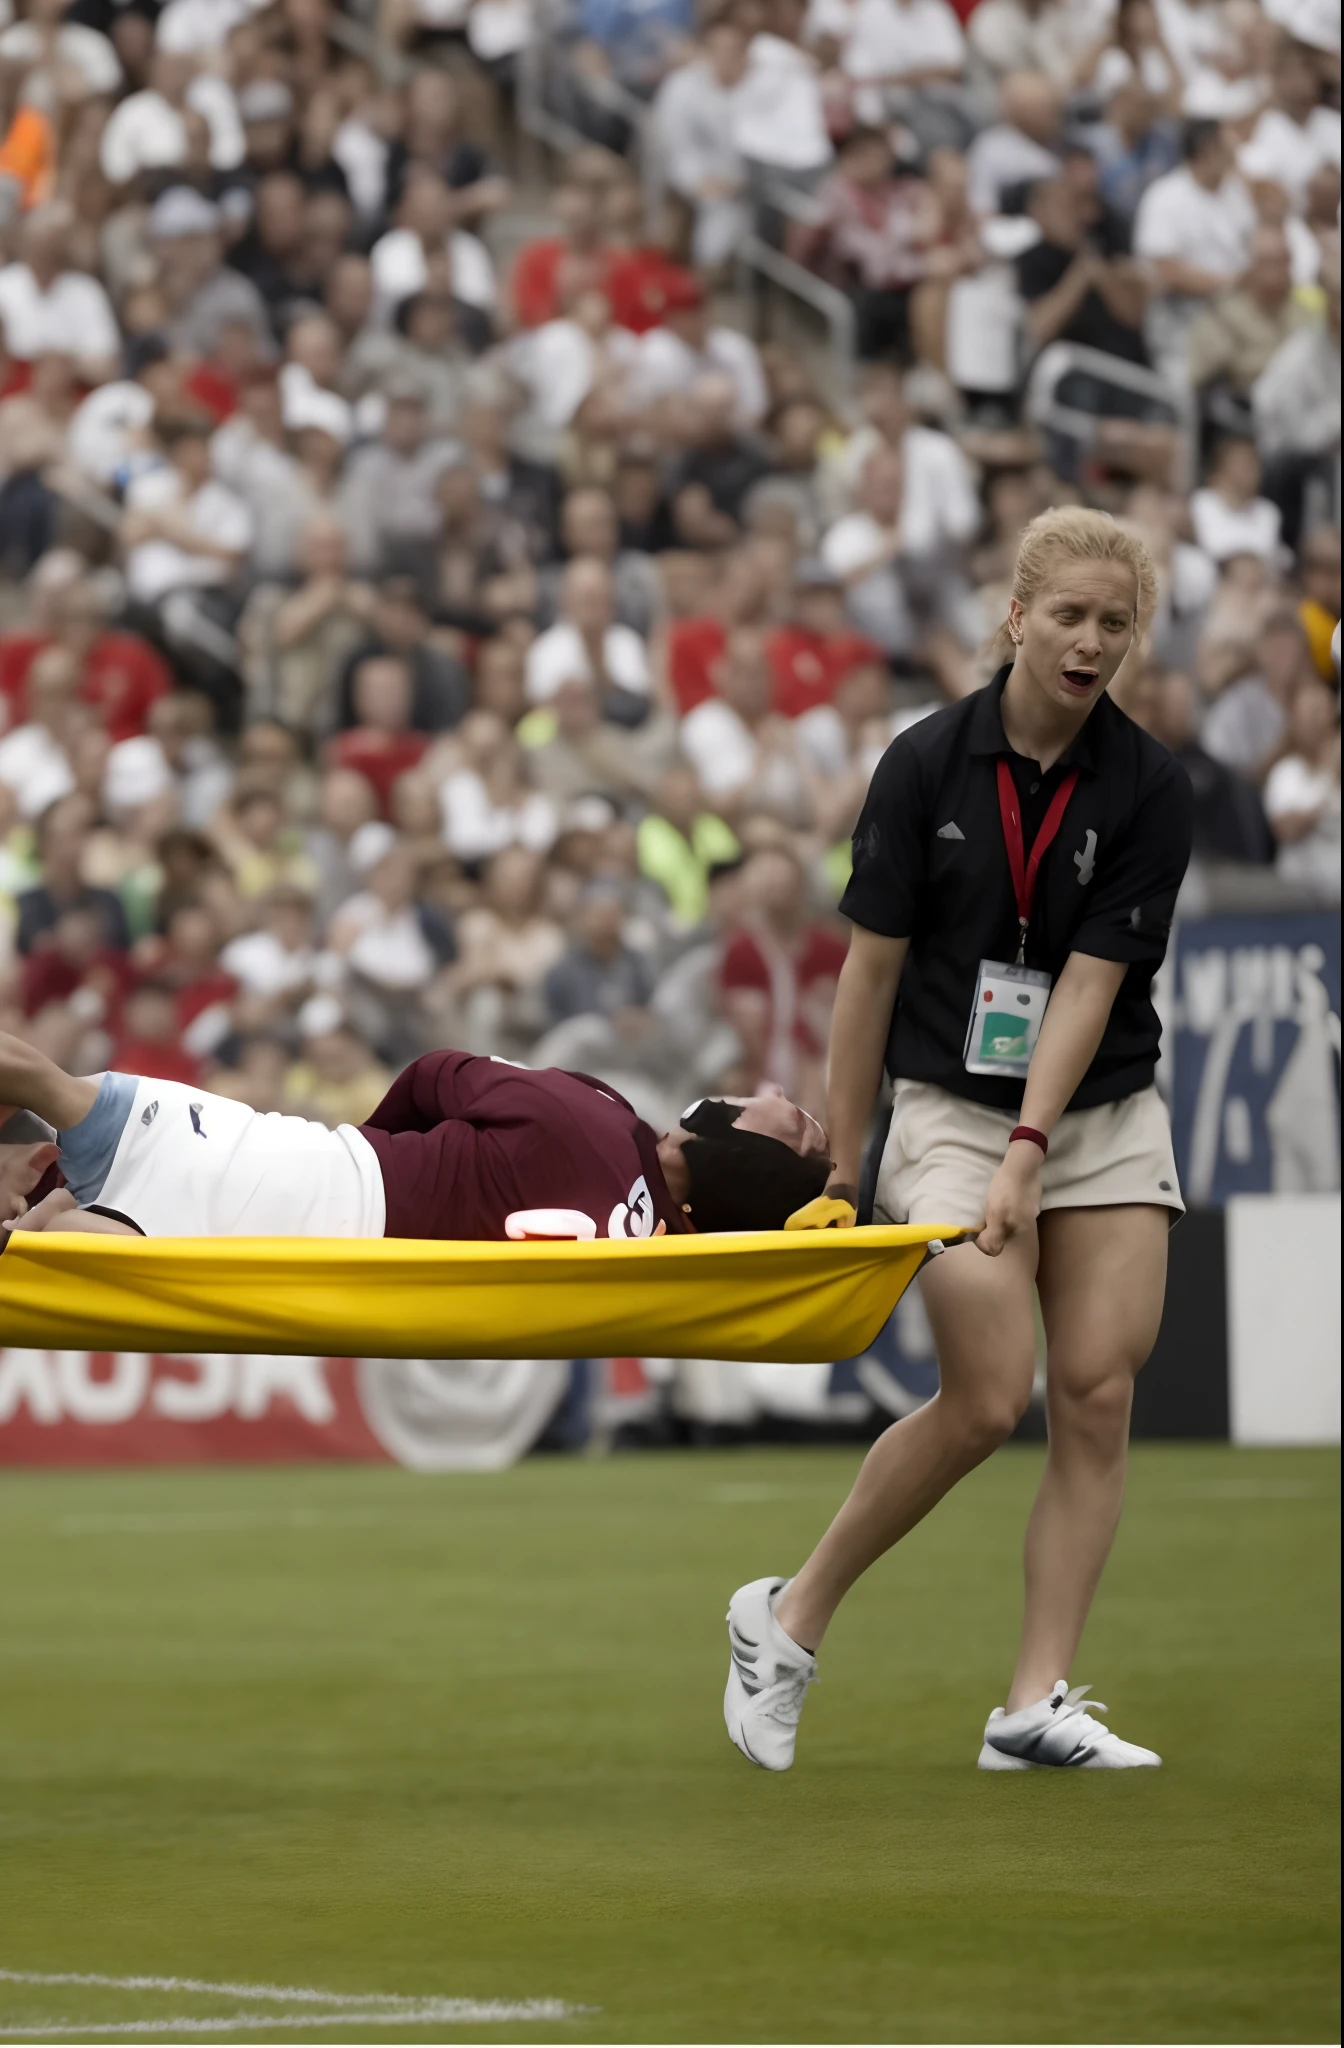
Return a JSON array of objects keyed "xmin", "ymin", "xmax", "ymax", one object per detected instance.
[{"xmin": 673, "ymin": 1095, "xmax": 831, "ymax": 1232}]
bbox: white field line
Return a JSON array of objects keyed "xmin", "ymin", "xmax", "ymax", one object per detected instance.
[
  {"xmin": 1163, "ymin": 1480, "xmax": 1333, "ymax": 1500},
  {"xmin": 0, "ymin": 2004, "xmax": 579, "ymax": 2036},
  {"xmin": 0, "ymin": 1972, "xmax": 587, "ymax": 2035}
]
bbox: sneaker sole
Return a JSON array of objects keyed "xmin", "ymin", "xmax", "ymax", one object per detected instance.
[{"xmin": 977, "ymin": 1740, "xmax": 1162, "ymax": 1771}]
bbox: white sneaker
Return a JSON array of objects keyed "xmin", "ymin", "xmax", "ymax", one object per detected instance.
[
  {"xmin": 724, "ymin": 1576, "xmax": 817, "ymax": 1772},
  {"xmin": 978, "ymin": 1680, "xmax": 1161, "ymax": 1770}
]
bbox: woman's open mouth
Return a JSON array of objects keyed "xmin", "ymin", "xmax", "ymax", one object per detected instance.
[{"xmin": 1060, "ymin": 667, "xmax": 1100, "ymax": 695}]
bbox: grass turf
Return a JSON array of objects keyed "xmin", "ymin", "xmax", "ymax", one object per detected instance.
[{"xmin": 0, "ymin": 1443, "xmax": 1338, "ymax": 2044}]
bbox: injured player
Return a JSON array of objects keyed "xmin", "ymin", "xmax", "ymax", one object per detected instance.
[{"xmin": 0, "ymin": 1033, "xmax": 832, "ymax": 1245}]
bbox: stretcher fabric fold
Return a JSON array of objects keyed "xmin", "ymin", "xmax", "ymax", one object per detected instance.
[{"xmin": 0, "ymin": 1225, "xmax": 960, "ymax": 1361}]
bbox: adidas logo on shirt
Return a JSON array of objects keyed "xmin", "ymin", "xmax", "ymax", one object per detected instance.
[{"xmin": 936, "ymin": 822, "xmax": 965, "ymax": 841}]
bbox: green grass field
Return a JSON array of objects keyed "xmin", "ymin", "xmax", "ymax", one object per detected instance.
[{"xmin": 0, "ymin": 1443, "xmax": 1338, "ymax": 2044}]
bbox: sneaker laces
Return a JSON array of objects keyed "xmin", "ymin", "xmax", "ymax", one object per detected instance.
[{"xmin": 1055, "ymin": 1683, "xmax": 1111, "ymax": 1742}]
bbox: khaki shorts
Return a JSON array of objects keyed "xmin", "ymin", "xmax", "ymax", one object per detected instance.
[{"xmin": 874, "ymin": 1080, "xmax": 1184, "ymax": 1230}]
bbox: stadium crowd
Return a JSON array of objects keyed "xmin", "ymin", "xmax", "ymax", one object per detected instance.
[{"xmin": 0, "ymin": 0, "xmax": 1337, "ymax": 1138}]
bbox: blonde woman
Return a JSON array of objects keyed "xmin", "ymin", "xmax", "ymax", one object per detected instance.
[{"xmin": 725, "ymin": 508, "xmax": 1193, "ymax": 1773}]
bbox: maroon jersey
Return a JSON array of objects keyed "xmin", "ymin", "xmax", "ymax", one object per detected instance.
[{"xmin": 358, "ymin": 1049, "xmax": 694, "ymax": 1242}]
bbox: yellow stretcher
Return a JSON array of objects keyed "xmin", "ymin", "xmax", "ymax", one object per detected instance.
[{"xmin": 0, "ymin": 1224, "xmax": 962, "ymax": 1362}]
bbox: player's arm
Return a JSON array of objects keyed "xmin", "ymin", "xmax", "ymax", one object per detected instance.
[
  {"xmin": 976, "ymin": 953, "xmax": 1126, "ymax": 1256},
  {"xmin": 824, "ymin": 928, "xmax": 909, "ymax": 1208},
  {"xmin": 2, "ymin": 1188, "xmax": 140, "ymax": 1236},
  {"xmin": 360, "ymin": 1049, "xmax": 482, "ymax": 1135}
]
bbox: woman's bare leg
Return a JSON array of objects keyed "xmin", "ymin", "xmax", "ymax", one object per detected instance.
[
  {"xmin": 1004, "ymin": 1203, "xmax": 1169, "ymax": 1711},
  {"xmin": 774, "ymin": 1230, "xmax": 1039, "ymax": 1652},
  {"xmin": 0, "ymin": 1032, "xmax": 99, "ymax": 1131}
]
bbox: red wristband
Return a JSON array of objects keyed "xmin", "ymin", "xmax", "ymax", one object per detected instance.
[{"xmin": 1009, "ymin": 1125, "xmax": 1049, "ymax": 1157}]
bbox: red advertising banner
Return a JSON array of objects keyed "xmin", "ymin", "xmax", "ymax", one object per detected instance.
[
  {"xmin": 0, "ymin": 1350, "xmax": 579, "ymax": 1469},
  {"xmin": 0, "ymin": 1350, "xmax": 388, "ymax": 1465}
]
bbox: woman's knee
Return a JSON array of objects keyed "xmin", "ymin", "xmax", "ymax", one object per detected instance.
[
  {"xmin": 943, "ymin": 1375, "xmax": 1034, "ymax": 1458},
  {"xmin": 1047, "ymin": 1367, "xmax": 1135, "ymax": 1454}
]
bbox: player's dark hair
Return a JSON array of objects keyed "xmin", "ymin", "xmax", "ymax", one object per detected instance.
[{"xmin": 681, "ymin": 1101, "xmax": 829, "ymax": 1232}]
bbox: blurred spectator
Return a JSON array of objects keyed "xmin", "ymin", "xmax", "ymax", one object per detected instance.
[
  {"xmin": 1251, "ymin": 260, "xmax": 1341, "ymax": 552},
  {"xmin": 718, "ymin": 843, "xmax": 845, "ymax": 1117},
  {"xmin": 794, "ymin": 128, "xmax": 940, "ymax": 363},
  {"xmin": 329, "ymin": 655, "xmax": 431, "ymax": 818},
  {"xmin": 0, "ymin": 645, "xmax": 82, "ymax": 819},
  {"xmin": 1188, "ymin": 225, "xmax": 1306, "ymax": 406},
  {"xmin": 544, "ymin": 882, "xmax": 654, "ymax": 1024},
  {"xmin": 1133, "ymin": 119, "xmax": 1256, "ymax": 385},
  {"xmin": 286, "ymin": 999, "xmax": 393, "ymax": 1126},
  {"xmin": 1114, "ymin": 659, "xmax": 1274, "ymax": 861},
  {"xmin": 0, "ymin": 202, "xmax": 119, "ymax": 385},
  {"xmin": 1203, "ymin": 607, "xmax": 1314, "ymax": 778},
  {"xmin": 1190, "ymin": 438, "xmax": 1283, "ymax": 566},
  {"xmin": 1297, "ymin": 527, "xmax": 1341, "ymax": 684},
  {"xmin": 653, "ymin": 21, "xmax": 750, "ymax": 271},
  {"xmin": 14, "ymin": 791, "xmax": 130, "ymax": 956},
  {"xmin": 636, "ymin": 765, "xmax": 740, "ymax": 929},
  {"xmin": 966, "ymin": 72, "xmax": 1063, "ymax": 216},
  {"xmin": 1263, "ymin": 677, "xmax": 1341, "ymax": 901},
  {"xmin": 526, "ymin": 555, "xmax": 653, "ymax": 716}
]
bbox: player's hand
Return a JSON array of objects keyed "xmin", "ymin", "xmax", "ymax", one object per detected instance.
[
  {"xmin": 785, "ymin": 1194, "xmax": 857, "ymax": 1230},
  {"xmin": 0, "ymin": 1140, "xmax": 59, "ymax": 1224},
  {"xmin": 975, "ymin": 1144, "xmax": 1042, "ymax": 1257},
  {"xmin": 2, "ymin": 1186, "xmax": 75, "ymax": 1234}
]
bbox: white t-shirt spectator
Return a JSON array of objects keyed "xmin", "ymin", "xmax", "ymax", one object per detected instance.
[
  {"xmin": 100, "ymin": 78, "xmax": 244, "ymax": 182},
  {"xmin": 820, "ymin": 511, "xmax": 917, "ymax": 651},
  {"xmin": 732, "ymin": 34, "xmax": 832, "ymax": 171},
  {"xmin": 0, "ymin": 18, "xmax": 120, "ymax": 92},
  {"xmin": 634, "ymin": 325, "xmax": 769, "ymax": 428},
  {"xmin": 369, "ymin": 226, "xmax": 496, "ymax": 313},
  {"xmin": 827, "ymin": 0, "xmax": 966, "ymax": 81},
  {"xmin": 679, "ymin": 697, "xmax": 760, "ymax": 799},
  {"xmin": 330, "ymin": 891, "xmax": 439, "ymax": 991},
  {"xmin": 66, "ymin": 380, "xmax": 156, "ymax": 486},
  {"xmin": 1238, "ymin": 107, "xmax": 1342, "ymax": 212},
  {"xmin": 219, "ymin": 928, "xmax": 341, "ymax": 998},
  {"xmin": 0, "ymin": 263, "xmax": 120, "ymax": 371},
  {"xmin": 0, "ymin": 722, "xmax": 75, "ymax": 820},
  {"xmin": 1133, "ymin": 163, "xmax": 1256, "ymax": 278},
  {"xmin": 155, "ymin": 0, "xmax": 259, "ymax": 54},
  {"xmin": 124, "ymin": 466, "xmax": 255, "ymax": 605},
  {"xmin": 524, "ymin": 622, "xmax": 652, "ymax": 704},
  {"xmin": 966, "ymin": 125, "xmax": 1060, "ymax": 216},
  {"xmin": 1189, "ymin": 487, "xmax": 1282, "ymax": 566},
  {"xmin": 1134, "ymin": 163, "xmax": 1256, "ymax": 373},
  {"xmin": 439, "ymin": 770, "xmax": 559, "ymax": 864},
  {"xmin": 1153, "ymin": 0, "xmax": 1238, "ymax": 81},
  {"xmin": 969, "ymin": 0, "xmax": 1104, "ymax": 85},
  {"xmin": 827, "ymin": 422, "xmax": 980, "ymax": 555},
  {"xmin": 1264, "ymin": 754, "xmax": 1341, "ymax": 900},
  {"xmin": 1090, "ymin": 42, "xmax": 1176, "ymax": 100}
]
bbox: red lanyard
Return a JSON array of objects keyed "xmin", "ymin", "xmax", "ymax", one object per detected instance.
[{"xmin": 996, "ymin": 757, "xmax": 1079, "ymax": 964}]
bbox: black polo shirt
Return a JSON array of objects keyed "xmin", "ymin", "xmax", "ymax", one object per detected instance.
[{"xmin": 839, "ymin": 667, "xmax": 1193, "ymax": 1112}]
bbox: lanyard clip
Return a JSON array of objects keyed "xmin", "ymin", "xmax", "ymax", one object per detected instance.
[{"xmin": 1015, "ymin": 917, "xmax": 1028, "ymax": 966}]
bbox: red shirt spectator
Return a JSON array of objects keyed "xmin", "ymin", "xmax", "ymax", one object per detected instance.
[
  {"xmin": 666, "ymin": 615, "xmax": 728, "ymax": 715},
  {"xmin": 0, "ymin": 628, "xmax": 173, "ymax": 744},
  {"xmin": 766, "ymin": 625, "xmax": 887, "ymax": 718},
  {"xmin": 21, "ymin": 906, "xmax": 133, "ymax": 1026},
  {"xmin": 326, "ymin": 652, "xmax": 431, "ymax": 817},
  {"xmin": 109, "ymin": 984, "xmax": 205, "ymax": 1087},
  {"xmin": 718, "ymin": 846, "xmax": 847, "ymax": 1094}
]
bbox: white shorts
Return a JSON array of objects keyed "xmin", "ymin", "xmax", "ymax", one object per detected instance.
[
  {"xmin": 95, "ymin": 1078, "xmax": 387, "ymax": 1239},
  {"xmin": 874, "ymin": 1080, "xmax": 1184, "ymax": 1230}
]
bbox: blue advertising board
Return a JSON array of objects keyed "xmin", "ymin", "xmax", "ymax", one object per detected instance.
[{"xmin": 1169, "ymin": 913, "xmax": 1342, "ymax": 1207}]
